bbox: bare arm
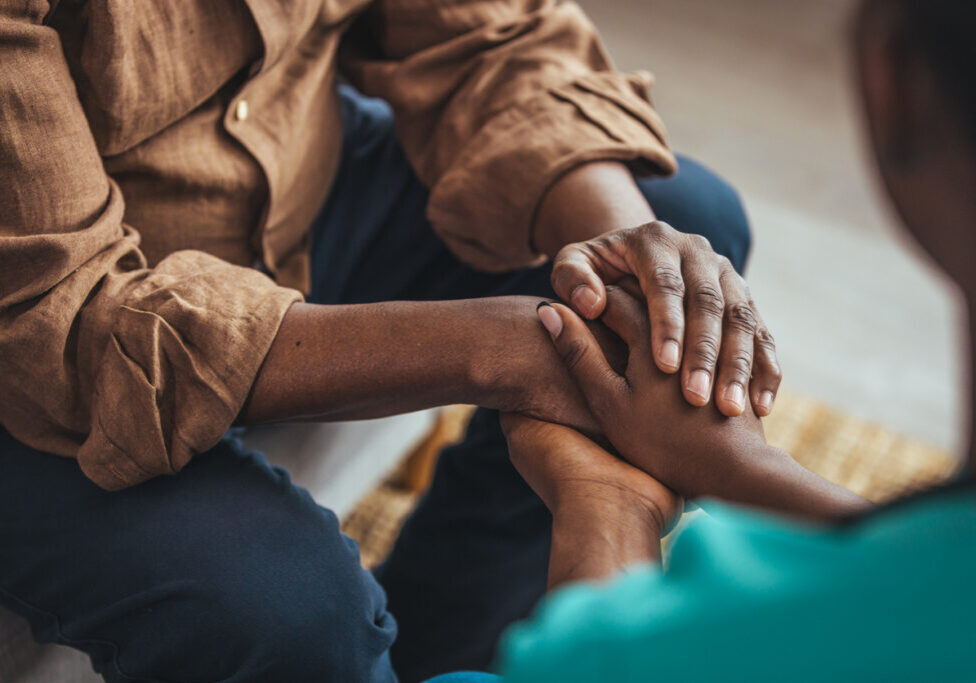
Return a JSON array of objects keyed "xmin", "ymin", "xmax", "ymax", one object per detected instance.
[{"xmin": 241, "ymin": 297, "xmax": 602, "ymax": 432}]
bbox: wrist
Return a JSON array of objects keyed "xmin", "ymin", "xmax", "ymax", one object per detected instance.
[
  {"xmin": 549, "ymin": 494, "xmax": 664, "ymax": 585},
  {"xmin": 552, "ymin": 483, "xmax": 668, "ymax": 541},
  {"xmin": 464, "ymin": 296, "xmax": 549, "ymax": 409},
  {"xmin": 533, "ymin": 161, "xmax": 654, "ymax": 256},
  {"xmin": 465, "ymin": 296, "xmax": 603, "ymax": 432}
]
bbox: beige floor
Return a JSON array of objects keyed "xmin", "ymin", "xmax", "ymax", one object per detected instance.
[{"xmin": 580, "ymin": 0, "xmax": 967, "ymax": 453}]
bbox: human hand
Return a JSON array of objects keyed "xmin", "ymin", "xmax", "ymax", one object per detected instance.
[
  {"xmin": 501, "ymin": 413, "xmax": 682, "ymax": 535},
  {"xmin": 535, "ymin": 286, "xmax": 768, "ymax": 499},
  {"xmin": 475, "ymin": 296, "xmax": 627, "ymax": 435},
  {"xmin": 501, "ymin": 412, "xmax": 682, "ymax": 586},
  {"xmin": 550, "ymin": 221, "xmax": 781, "ymax": 418},
  {"xmin": 535, "ymin": 288, "xmax": 871, "ymax": 520}
]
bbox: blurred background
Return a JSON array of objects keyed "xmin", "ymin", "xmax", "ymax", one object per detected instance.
[
  {"xmin": 5, "ymin": 3, "xmax": 968, "ymax": 680},
  {"xmin": 579, "ymin": 0, "xmax": 967, "ymax": 454}
]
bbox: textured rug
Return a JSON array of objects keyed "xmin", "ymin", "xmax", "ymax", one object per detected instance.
[{"xmin": 341, "ymin": 390, "xmax": 959, "ymax": 569}]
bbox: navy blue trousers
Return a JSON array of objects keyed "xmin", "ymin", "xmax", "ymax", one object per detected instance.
[{"xmin": 0, "ymin": 87, "xmax": 749, "ymax": 682}]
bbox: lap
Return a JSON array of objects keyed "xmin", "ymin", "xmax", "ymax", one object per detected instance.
[{"xmin": 0, "ymin": 428, "xmax": 395, "ymax": 682}]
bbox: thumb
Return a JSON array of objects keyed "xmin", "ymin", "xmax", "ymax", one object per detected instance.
[
  {"xmin": 550, "ymin": 246, "xmax": 608, "ymax": 319},
  {"xmin": 536, "ymin": 302, "xmax": 627, "ymax": 419}
]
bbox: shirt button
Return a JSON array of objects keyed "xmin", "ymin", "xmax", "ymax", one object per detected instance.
[{"xmin": 235, "ymin": 99, "xmax": 250, "ymax": 122}]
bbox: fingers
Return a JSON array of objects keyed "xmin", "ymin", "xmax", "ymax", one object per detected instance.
[
  {"xmin": 714, "ymin": 266, "xmax": 757, "ymax": 417},
  {"xmin": 678, "ymin": 239, "xmax": 724, "ymax": 407},
  {"xmin": 614, "ymin": 276, "xmax": 644, "ymax": 301},
  {"xmin": 598, "ymin": 286, "xmax": 653, "ymax": 375},
  {"xmin": 536, "ymin": 302, "xmax": 628, "ymax": 420},
  {"xmin": 625, "ymin": 223, "xmax": 685, "ymax": 374},
  {"xmin": 550, "ymin": 244, "xmax": 610, "ymax": 320},
  {"xmin": 749, "ymin": 307, "xmax": 782, "ymax": 416},
  {"xmin": 551, "ymin": 222, "xmax": 782, "ymax": 417}
]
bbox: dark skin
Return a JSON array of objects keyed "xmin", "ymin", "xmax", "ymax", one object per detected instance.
[
  {"xmin": 243, "ymin": 162, "xmax": 782, "ymax": 429},
  {"xmin": 536, "ymin": 289, "xmax": 870, "ymax": 520},
  {"xmin": 503, "ymin": 292, "xmax": 868, "ymax": 587},
  {"xmin": 502, "ymin": 413, "xmax": 682, "ymax": 589},
  {"xmin": 507, "ymin": 0, "xmax": 976, "ymax": 586},
  {"xmin": 538, "ymin": 163, "xmax": 781, "ymax": 417}
]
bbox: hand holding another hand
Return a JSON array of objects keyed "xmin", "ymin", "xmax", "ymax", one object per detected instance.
[
  {"xmin": 550, "ymin": 221, "xmax": 781, "ymax": 418},
  {"xmin": 536, "ymin": 287, "xmax": 767, "ymax": 500},
  {"xmin": 501, "ymin": 413, "xmax": 682, "ymax": 535},
  {"xmin": 501, "ymin": 412, "xmax": 682, "ymax": 587},
  {"xmin": 533, "ymin": 287, "xmax": 870, "ymax": 519}
]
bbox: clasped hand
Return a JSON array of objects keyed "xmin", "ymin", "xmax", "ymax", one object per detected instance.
[
  {"xmin": 550, "ymin": 221, "xmax": 780, "ymax": 417},
  {"xmin": 502, "ymin": 284, "xmax": 773, "ymax": 563}
]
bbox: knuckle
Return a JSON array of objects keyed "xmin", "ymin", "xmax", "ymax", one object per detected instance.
[
  {"xmin": 725, "ymin": 303, "xmax": 758, "ymax": 335},
  {"xmin": 756, "ymin": 326, "xmax": 777, "ymax": 349},
  {"xmin": 692, "ymin": 335, "xmax": 720, "ymax": 366},
  {"xmin": 605, "ymin": 228, "xmax": 634, "ymax": 251},
  {"xmin": 550, "ymin": 258, "xmax": 582, "ymax": 284},
  {"xmin": 552, "ymin": 242, "xmax": 580, "ymax": 262},
  {"xmin": 726, "ymin": 351, "xmax": 753, "ymax": 379},
  {"xmin": 642, "ymin": 222, "xmax": 680, "ymax": 252},
  {"xmin": 652, "ymin": 317, "xmax": 682, "ymax": 339},
  {"xmin": 690, "ymin": 283, "xmax": 724, "ymax": 316},
  {"xmin": 687, "ymin": 233, "xmax": 712, "ymax": 252},
  {"xmin": 652, "ymin": 266, "xmax": 685, "ymax": 298},
  {"xmin": 646, "ymin": 220, "xmax": 674, "ymax": 238}
]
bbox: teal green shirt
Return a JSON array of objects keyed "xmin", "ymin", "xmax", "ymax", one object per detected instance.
[{"xmin": 499, "ymin": 488, "xmax": 976, "ymax": 682}]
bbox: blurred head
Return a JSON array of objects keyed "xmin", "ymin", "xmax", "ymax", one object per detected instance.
[{"xmin": 855, "ymin": 0, "xmax": 976, "ymax": 296}]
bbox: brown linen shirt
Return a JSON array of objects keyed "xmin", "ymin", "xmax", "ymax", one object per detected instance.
[{"xmin": 0, "ymin": 0, "xmax": 676, "ymax": 490}]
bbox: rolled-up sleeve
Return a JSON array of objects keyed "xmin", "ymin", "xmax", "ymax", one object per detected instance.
[
  {"xmin": 341, "ymin": 0, "xmax": 677, "ymax": 271},
  {"xmin": 0, "ymin": 2, "xmax": 301, "ymax": 490}
]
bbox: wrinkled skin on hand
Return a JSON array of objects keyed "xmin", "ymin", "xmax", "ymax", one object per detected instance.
[
  {"xmin": 551, "ymin": 221, "xmax": 781, "ymax": 418},
  {"xmin": 536, "ymin": 286, "xmax": 768, "ymax": 499},
  {"xmin": 501, "ymin": 413, "xmax": 683, "ymax": 535}
]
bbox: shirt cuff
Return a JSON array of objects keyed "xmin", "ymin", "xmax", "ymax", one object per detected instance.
[
  {"xmin": 427, "ymin": 70, "xmax": 678, "ymax": 272},
  {"xmin": 76, "ymin": 250, "xmax": 302, "ymax": 489}
]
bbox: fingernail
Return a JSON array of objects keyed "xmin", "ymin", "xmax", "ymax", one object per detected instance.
[
  {"xmin": 687, "ymin": 370, "xmax": 711, "ymax": 402},
  {"xmin": 536, "ymin": 302, "xmax": 563, "ymax": 338},
  {"xmin": 757, "ymin": 390, "xmax": 774, "ymax": 414},
  {"xmin": 722, "ymin": 382, "xmax": 745, "ymax": 411},
  {"xmin": 571, "ymin": 285, "xmax": 600, "ymax": 317},
  {"xmin": 660, "ymin": 340, "xmax": 680, "ymax": 370}
]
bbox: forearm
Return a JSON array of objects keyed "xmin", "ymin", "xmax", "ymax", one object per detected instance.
[
  {"xmin": 243, "ymin": 298, "xmax": 531, "ymax": 423},
  {"xmin": 533, "ymin": 161, "xmax": 654, "ymax": 256}
]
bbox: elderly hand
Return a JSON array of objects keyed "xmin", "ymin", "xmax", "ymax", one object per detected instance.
[
  {"xmin": 501, "ymin": 412, "xmax": 682, "ymax": 586},
  {"xmin": 534, "ymin": 162, "xmax": 780, "ymax": 419},
  {"xmin": 534, "ymin": 286, "xmax": 768, "ymax": 499},
  {"xmin": 550, "ymin": 221, "xmax": 780, "ymax": 418},
  {"xmin": 501, "ymin": 413, "xmax": 683, "ymax": 535},
  {"xmin": 534, "ymin": 287, "xmax": 871, "ymax": 520}
]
